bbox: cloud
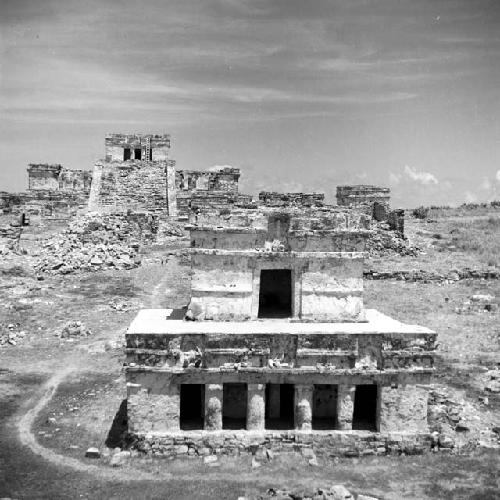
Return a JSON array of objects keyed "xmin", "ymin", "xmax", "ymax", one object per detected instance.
[
  {"xmin": 404, "ymin": 165, "xmax": 438, "ymax": 185},
  {"xmin": 389, "ymin": 172, "xmax": 401, "ymax": 185},
  {"xmin": 496, "ymin": 170, "xmax": 500, "ymax": 182}
]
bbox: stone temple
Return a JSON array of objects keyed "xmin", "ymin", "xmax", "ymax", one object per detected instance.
[{"xmin": 124, "ymin": 208, "xmax": 437, "ymax": 457}]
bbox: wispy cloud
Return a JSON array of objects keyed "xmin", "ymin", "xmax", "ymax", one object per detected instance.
[{"xmin": 404, "ymin": 165, "xmax": 438, "ymax": 185}]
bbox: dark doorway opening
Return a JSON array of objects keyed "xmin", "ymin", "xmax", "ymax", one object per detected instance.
[
  {"xmin": 258, "ymin": 269, "xmax": 292, "ymax": 318},
  {"xmin": 265, "ymin": 383, "xmax": 294, "ymax": 429},
  {"xmin": 134, "ymin": 148, "xmax": 142, "ymax": 160},
  {"xmin": 312, "ymin": 384, "xmax": 337, "ymax": 430},
  {"xmin": 352, "ymin": 385, "xmax": 378, "ymax": 431},
  {"xmin": 123, "ymin": 148, "xmax": 131, "ymax": 161},
  {"xmin": 223, "ymin": 383, "xmax": 247, "ymax": 429},
  {"xmin": 180, "ymin": 384, "xmax": 205, "ymax": 430}
]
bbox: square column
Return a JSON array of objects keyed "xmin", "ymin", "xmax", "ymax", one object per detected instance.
[
  {"xmin": 337, "ymin": 385, "xmax": 356, "ymax": 430},
  {"xmin": 247, "ymin": 383, "xmax": 265, "ymax": 430},
  {"xmin": 204, "ymin": 384, "xmax": 223, "ymax": 430},
  {"xmin": 268, "ymin": 384, "xmax": 280, "ymax": 419},
  {"xmin": 294, "ymin": 384, "xmax": 313, "ymax": 430}
]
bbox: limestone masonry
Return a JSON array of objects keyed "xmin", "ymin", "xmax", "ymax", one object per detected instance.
[
  {"xmin": 0, "ymin": 163, "xmax": 92, "ymax": 218},
  {"xmin": 88, "ymin": 134, "xmax": 177, "ymax": 215},
  {"xmin": 259, "ymin": 192, "xmax": 325, "ymax": 207},
  {"xmin": 336, "ymin": 185, "xmax": 391, "ymax": 208},
  {"xmin": 124, "ymin": 207, "xmax": 437, "ymax": 458},
  {"xmin": 87, "ymin": 134, "xmax": 252, "ymax": 217}
]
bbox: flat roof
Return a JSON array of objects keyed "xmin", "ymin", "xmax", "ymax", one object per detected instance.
[{"xmin": 126, "ymin": 309, "xmax": 435, "ymax": 336}]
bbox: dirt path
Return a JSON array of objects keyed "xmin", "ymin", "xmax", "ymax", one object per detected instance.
[
  {"xmin": 12, "ymin": 367, "xmax": 270, "ymax": 484},
  {"xmin": 14, "ymin": 368, "xmax": 164, "ymax": 480},
  {"xmin": 16, "ymin": 368, "xmax": 111, "ymax": 475}
]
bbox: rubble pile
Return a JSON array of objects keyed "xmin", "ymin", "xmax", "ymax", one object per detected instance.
[
  {"xmin": 364, "ymin": 268, "xmax": 500, "ymax": 282},
  {"xmin": 0, "ymin": 323, "xmax": 26, "ymax": 346},
  {"xmin": 455, "ymin": 294, "xmax": 498, "ymax": 314},
  {"xmin": 156, "ymin": 217, "xmax": 185, "ymax": 241},
  {"xmin": 56, "ymin": 321, "xmax": 92, "ymax": 339},
  {"xmin": 0, "ymin": 222, "xmax": 22, "ymax": 255},
  {"xmin": 366, "ymin": 222, "xmax": 420, "ymax": 257},
  {"xmin": 33, "ymin": 213, "xmax": 154, "ymax": 274},
  {"xmin": 245, "ymin": 485, "xmax": 377, "ymax": 500},
  {"xmin": 428, "ymin": 385, "xmax": 499, "ymax": 451},
  {"xmin": 484, "ymin": 369, "xmax": 500, "ymax": 394}
]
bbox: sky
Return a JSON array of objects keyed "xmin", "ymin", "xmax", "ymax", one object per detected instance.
[{"xmin": 1, "ymin": 0, "xmax": 500, "ymax": 207}]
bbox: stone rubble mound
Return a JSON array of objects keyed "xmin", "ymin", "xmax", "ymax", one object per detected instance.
[
  {"xmin": 242, "ymin": 484, "xmax": 378, "ymax": 500},
  {"xmin": 33, "ymin": 213, "xmax": 145, "ymax": 274},
  {"xmin": 0, "ymin": 222, "xmax": 22, "ymax": 255},
  {"xmin": 455, "ymin": 294, "xmax": 498, "ymax": 314},
  {"xmin": 428, "ymin": 385, "xmax": 500, "ymax": 451},
  {"xmin": 56, "ymin": 320, "xmax": 92, "ymax": 339},
  {"xmin": 366, "ymin": 221, "xmax": 420, "ymax": 257},
  {"xmin": 0, "ymin": 323, "xmax": 26, "ymax": 346},
  {"xmin": 484, "ymin": 369, "xmax": 500, "ymax": 394},
  {"xmin": 364, "ymin": 268, "xmax": 500, "ymax": 282}
]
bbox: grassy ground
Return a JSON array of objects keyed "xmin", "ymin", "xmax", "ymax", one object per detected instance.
[
  {"xmin": 367, "ymin": 213, "xmax": 500, "ymax": 272},
  {"xmin": 0, "ymin": 211, "xmax": 499, "ymax": 499}
]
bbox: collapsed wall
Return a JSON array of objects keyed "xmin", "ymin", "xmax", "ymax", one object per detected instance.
[
  {"xmin": 34, "ymin": 212, "xmax": 159, "ymax": 274},
  {"xmin": 336, "ymin": 185, "xmax": 390, "ymax": 208},
  {"xmin": 0, "ymin": 164, "xmax": 93, "ymax": 219},
  {"xmin": 258, "ymin": 192, "xmax": 325, "ymax": 207},
  {"xmin": 175, "ymin": 167, "xmax": 247, "ymax": 217},
  {"xmin": 0, "ymin": 189, "xmax": 89, "ymax": 218}
]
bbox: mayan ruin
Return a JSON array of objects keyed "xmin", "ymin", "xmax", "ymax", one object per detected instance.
[
  {"xmin": 125, "ymin": 207, "xmax": 437, "ymax": 456},
  {"xmin": 1, "ymin": 2, "xmax": 500, "ymax": 499}
]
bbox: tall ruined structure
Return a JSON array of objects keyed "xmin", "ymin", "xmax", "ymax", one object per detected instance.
[
  {"xmin": 88, "ymin": 134, "xmax": 177, "ymax": 215},
  {"xmin": 175, "ymin": 167, "xmax": 252, "ymax": 217},
  {"xmin": 124, "ymin": 207, "xmax": 437, "ymax": 458}
]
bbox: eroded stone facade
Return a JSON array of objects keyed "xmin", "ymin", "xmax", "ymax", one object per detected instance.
[
  {"xmin": 0, "ymin": 164, "xmax": 92, "ymax": 218},
  {"xmin": 88, "ymin": 134, "xmax": 177, "ymax": 216},
  {"xmin": 175, "ymin": 167, "xmax": 247, "ymax": 217},
  {"xmin": 27, "ymin": 164, "xmax": 92, "ymax": 193},
  {"xmin": 336, "ymin": 185, "xmax": 390, "ymax": 208},
  {"xmin": 124, "ymin": 207, "xmax": 437, "ymax": 458},
  {"xmin": 259, "ymin": 192, "xmax": 325, "ymax": 208}
]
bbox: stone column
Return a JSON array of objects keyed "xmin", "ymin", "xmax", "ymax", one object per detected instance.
[
  {"xmin": 247, "ymin": 384, "xmax": 266, "ymax": 430},
  {"xmin": 294, "ymin": 384, "xmax": 313, "ymax": 430},
  {"xmin": 204, "ymin": 384, "xmax": 223, "ymax": 430},
  {"xmin": 337, "ymin": 385, "xmax": 356, "ymax": 430},
  {"xmin": 268, "ymin": 384, "xmax": 280, "ymax": 419}
]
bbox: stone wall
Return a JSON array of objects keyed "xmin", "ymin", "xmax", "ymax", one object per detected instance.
[
  {"xmin": 0, "ymin": 190, "xmax": 89, "ymax": 218},
  {"xmin": 259, "ymin": 192, "xmax": 324, "ymax": 208},
  {"xmin": 130, "ymin": 430, "xmax": 432, "ymax": 458},
  {"xmin": 176, "ymin": 168, "xmax": 240, "ymax": 193},
  {"xmin": 174, "ymin": 167, "xmax": 243, "ymax": 217},
  {"xmin": 27, "ymin": 164, "xmax": 92, "ymax": 194},
  {"xmin": 336, "ymin": 185, "xmax": 390, "ymax": 208},
  {"xmin": 188, "ymin": 208, "xmax": 371, "ymax": 322},
  {"xmin": 105, "ymin": 134, "xmax": 171, "ymax": 162},
  {"xmin": 88, "ymin": 160, "xmax": 175, "ymax": 214},
  {"xmin": 177, "ymin": 192, "xmax": 253, "ymax": 216},
  {"xmin": 58, "ymin": 169, "xmax": 92, "ymax": 192},
  {"xmin": 27, "ymin": 164, "xmax": 62, "ymax": 190}
]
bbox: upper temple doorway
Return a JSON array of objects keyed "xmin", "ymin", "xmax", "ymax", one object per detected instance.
[{"xmin": 258, "ymin": 269, "xmax": 292, "ymax": 318}]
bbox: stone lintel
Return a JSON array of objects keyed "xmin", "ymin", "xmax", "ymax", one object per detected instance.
[{"xmin": 189, "ymin": 249, "xmax": 367, "ymax": 259}]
